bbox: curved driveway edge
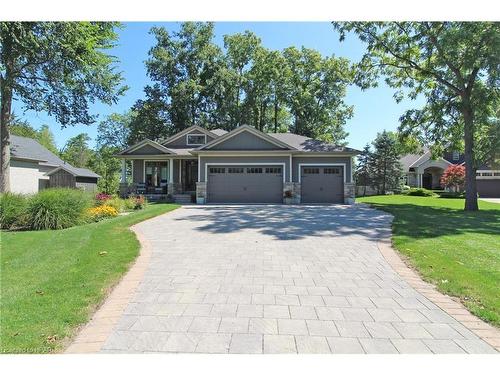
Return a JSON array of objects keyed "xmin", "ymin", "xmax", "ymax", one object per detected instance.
[
  {"xmin": 69, "ymin": 205, "xmax": 498, "ymax": 354},
  {"xmin": 65, "ymin": 225, "xmax": 153, "ymax": 353},
  {"xmin": 377, "ymin": 238, "xmax": 500, "ymax": 351}
]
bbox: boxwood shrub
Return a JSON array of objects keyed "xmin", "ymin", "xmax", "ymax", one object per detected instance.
[
  {"xmin": 405, "ymin": 188, "xmax": 436, "ymax": 197},
  {"xmin": 25, "ymin": 188, "xmax": 93, "ymax": 230}
]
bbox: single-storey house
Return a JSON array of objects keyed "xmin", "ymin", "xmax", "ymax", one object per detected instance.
[
  {"xmin": 116, "ymin": 125, "xmax": 359, "ymax": 204},
  {"xmin": 9, "ymin": 135, "xmax": 100, "ymax": 194},
  {"xmin": 400, "ymin": 148, "xmax": 500, "ymax": 197}
]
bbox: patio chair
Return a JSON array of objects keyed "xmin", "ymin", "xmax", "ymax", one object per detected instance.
[{"xmin": 136, "ymin": 183, "xmax": 146, "ymax": 195}]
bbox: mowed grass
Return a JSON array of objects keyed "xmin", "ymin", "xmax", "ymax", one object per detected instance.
[
  {"xmin": 357, "ymin": 195, "xmax": 500, "ymax": 326},
  {"xmin": 0, "ymin": 203, "xmax": 179, "ymax": 353}
]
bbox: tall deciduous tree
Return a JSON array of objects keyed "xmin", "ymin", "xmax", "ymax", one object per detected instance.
[
  {"xmin": 146, "ymin": 22, "xmax": 223, "ymax": 132},
  {"xmin": 96, "ymin": 111, "xmax": 134, "ymax": 149},
  {"xmin": 332, "ymin": 22, "xmax": 500, "ymax": 211},
  {"xmin": 88, "ymin": 146, "xmax": 121, "ymax": 194},
  {"xmin": 283, "ymin": 46, "xmax": 354, "ymax": 144},
  {"xmin": 0, "ymin": 22, "xmax": 126, "ymax": 192}
]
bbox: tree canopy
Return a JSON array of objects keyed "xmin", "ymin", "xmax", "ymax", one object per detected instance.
[
  {"xmin": 333, "ymin": 22, "xmax": 500, "ymax": 211},
  {"xmin": 0, "ymin": 21, "xmax": 127, "ymax": 192},
  {"xmin": 130, "ymin": 22, "xmax": 355, "ymax": 146}
]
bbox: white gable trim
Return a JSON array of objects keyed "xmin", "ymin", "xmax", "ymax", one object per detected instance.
[
  {"xmin": 118, "ymin": 139, "xmax": 174, "ymax": 155},
  {"xmin": 162, "ymin": 125, "xmax": 217, "ymax": 146},
  {"xmin": 198, "ymin": 125, "xmax": 296, "ymax": 151}
]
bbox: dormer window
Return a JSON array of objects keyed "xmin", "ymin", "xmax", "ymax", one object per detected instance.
[
  {"xmin": 186, "ymin": 134, "xmax": 206, "ymax": 146},
  {"xmin": 452, "ymin": 151, "xmax": 460, "ymax": 161}
]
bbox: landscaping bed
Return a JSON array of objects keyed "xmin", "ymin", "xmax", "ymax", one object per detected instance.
[
  {"xmin": 357, "ymin": 195, "xmax": 500, "ymax": 327},
  {"xmin": 0, "ymin": 202, "xmax": 179, "ymax": 353}
]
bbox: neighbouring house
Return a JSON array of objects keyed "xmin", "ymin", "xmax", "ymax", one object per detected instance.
[
  {"xmin": 116, "ymin": 125, "xmax": 359, "ymax": 204},
  {"xmin": 9, "ymin": 135, "xmax": 100, "ymax": 194},
  {"xmin": 400, "ymin": 148, "xmax": 500, "ymax": 197}
]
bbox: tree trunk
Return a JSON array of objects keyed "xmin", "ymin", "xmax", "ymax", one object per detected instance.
[
  {"xmin": 274, "ymin": 98, "xmax": 278, "ymax": 132},
  {"xmin": 0, "ymin": 67, "xmax": 13, "ymax": 193},
  {"xmin": 462, "ymin": 100, "xmax": 478, "ymax": 211}
]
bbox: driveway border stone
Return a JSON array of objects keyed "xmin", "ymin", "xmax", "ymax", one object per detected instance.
[
  {"xmin": 377, "ymin": 237, "xmax": 500, "ymax": 351},
  {"xmin": 65, "ymin": 224, "xmax": 152, "ymax": 353}
]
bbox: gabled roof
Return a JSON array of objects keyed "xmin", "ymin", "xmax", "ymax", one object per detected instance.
[
  {"xmin": 45, "ymin": 165, "xmax": 100, "ymax": 178},
  {"xmin": 11, "ymin": 135, "xmax": 63, "ymax": 166},
  {"xmin": 195, "ymin": 125, "xmax": 296, "ymax": 151},
  {"xmin": 210, "ymin": 128, "xmax": 228, "ymax": 136},
  {"xmin": 162, "ymin": 125, "xmax": 218, "ymax": 146},
  {"xmin": 117, "ymin": 139, "xmax": 174, "ymax": 155},
  {"xmin": 10, "ymin": 135, "xmax": 100, "ymax": 178},
  {"xmin": 269, "ymin": 133, "xmax": 359, "ymax": 153}
]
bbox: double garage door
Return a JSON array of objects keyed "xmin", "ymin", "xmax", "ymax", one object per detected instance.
[
  {"xmin": 476, "ymin": 179, "xmax": 500, "ymax": 198},
  {"xmin": 206, "ymin": 164, "xmax": 345, "ymax": 204},
  {"xmin": 207, "ymin": 165, "xmax": 283, "ymax": 203}
]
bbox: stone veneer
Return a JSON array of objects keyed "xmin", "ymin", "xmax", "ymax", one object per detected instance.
[
  {"xmin": 196, "ymin": 181, "xmax": 207, "ymax": 204},
  {"xmin": 283, "ymin": 182, "xmax": 301, "ymax": 204},
  {"xmin": 344, "ymin": 182, "xmax": 356, "ymax": 204}
]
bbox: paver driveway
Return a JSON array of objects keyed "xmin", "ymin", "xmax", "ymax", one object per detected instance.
[{"xmin": 101, "ymin": 205, "xmax": 496, "ymax": 354}]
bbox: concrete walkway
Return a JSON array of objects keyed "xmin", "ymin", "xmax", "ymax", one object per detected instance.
[
  {"xmin": 96, "ymin": 205, "xmax": 496, "ymax": 354},
  {"xmin": 481, "ymin": 198, "xmax": 500, "ymax": 204}
]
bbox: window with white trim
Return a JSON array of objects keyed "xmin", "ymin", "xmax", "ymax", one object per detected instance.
[
  {"xmin": 186, "ymin": 134, "xmax": 206, "ymax": 145},
  {"xmin": 265, "ymin": 167, "xmax": 282, "ymax": 174},
  {"xmin": 324, "ymin": 167, "xmax": 341, "ymax": 174},
  {"xmin": 452, "ymin": 151, "xmax": 460, "ymax": 161},
  {"xmin": 228, "ymin": 167, "xmax": 244, "ymax": 173},
  {"xmin": 303, "ymin": 168, "xmax": 319, "ymax": 174},
  {"xmin": 247, "ymin": 167, "xmax": 263, "ymax": 174},
  {"xmin": 209, "ymin": 167, "xmax": 225, "ymax": 174}
]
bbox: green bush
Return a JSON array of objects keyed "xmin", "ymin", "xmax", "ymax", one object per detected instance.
[
  {"xmin": 436, "ymin": 191, "xmax": 465, "ymax": 199},
  {"xmin": 105, "ymin": 197, "xmax": 126, "ymax": 213},
  {"xmin": 125, "ymin": 195, "xmax": 148, "ymax": 210},
  {"xmin": 0, "ymin": 193, "xmax": 28, "ymax": 229},
  {"xmin": 406, "ymin": 188, "xmax": 436, "ymax": 197},
  {"xmin": 26, "ymin": 188, "xmax": 93, "ymax": 230}
]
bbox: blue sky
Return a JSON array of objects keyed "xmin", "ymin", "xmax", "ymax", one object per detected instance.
[{"xmin": 12, "ymin": 22, "xmax": 424, "ymax": 150}]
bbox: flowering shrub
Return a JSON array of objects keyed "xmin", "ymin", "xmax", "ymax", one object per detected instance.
[
  {"xmin": 131, "ymin": 195, "xmax": 147, "ymax": 210},
  {"xmin": 86, "ymin": 205, "xmax": 118, "ymax": 222},
  {"xmin": 95, "ymin": 193, "xmax": 112, "ymax": 205},
  {"xmin": 440, "ymin": 165, "xmax": 466, "ymax": 192}
]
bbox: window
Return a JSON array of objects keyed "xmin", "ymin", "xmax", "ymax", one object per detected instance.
[
  {"xmin": 494, "ymin": 172, "xmax": 500, "ymax": 176},
  {"xmin": 186, "ymin": 134, "xmax": 206, "ymax": 145},
  {"xmin": 209, "ymin": 167, "xmax": 225, "ymax": 174},
  {"xmin": 324, "ymin": 168, "xmax": 340, "ymax": 174},
  {"xmin": 476, "ymin": 172, "xmax": 481, "ymax": 177},
  {"xmin": 247, "ymin": 167, "xmax": 263, "ymax": 174},
  {"xmin": 452, "ymin": 151, "xmax": 460, "ymax": 161},
  {"xmin": 228, "ymin": 167, "xmax": 244, "ymax": 173},
  {"xmin": 303, "ymin": 168, "xmax": 319, "ymax": 174},
  {"xmin": 145, "ymin": 161, "xmax": 168, "ymax": 187},
  {"xmin": 482, "ymin": 172, "xmax": 493, "ymax": 176},
  {"xmin": 265, "ymin": 167, "xmax": 282, "ymax": 174}
]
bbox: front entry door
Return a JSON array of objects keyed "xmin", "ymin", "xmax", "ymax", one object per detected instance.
[{"xmin": 183, "ymin": 160, "xmax": 198, "ymax": 192}]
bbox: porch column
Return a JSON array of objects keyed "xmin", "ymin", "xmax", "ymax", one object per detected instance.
[
  {"xmin": 169, "ymin": 158, "xmax": 174, "ymax": 183},
  {"xmin": 120, "ymin": 159, "xmax": 127, "ymax": 183}
]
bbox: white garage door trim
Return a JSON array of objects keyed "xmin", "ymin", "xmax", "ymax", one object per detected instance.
[
  {"xmin": 298, "ymin": 163, "xmax": 347, "ymax": 183},
  {"xmin": 205, "ymin": 163, "xmax": 287, "ymax": 184}
]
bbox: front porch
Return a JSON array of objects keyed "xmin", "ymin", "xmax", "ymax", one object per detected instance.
[{"xmin": 119, "ymin": 158, "xmax": 198, "ymax": 201}]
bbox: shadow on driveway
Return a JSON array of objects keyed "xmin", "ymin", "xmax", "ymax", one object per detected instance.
[{"xmin": 173, "ymin": 204, "xmax": 392, "ymax": 241}]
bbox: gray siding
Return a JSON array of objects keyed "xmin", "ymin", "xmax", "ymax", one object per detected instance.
[
  {"xmin": 199, "ymin": 155, "xmax": 291, "ymax": 182},
  {"xmin": 292, "ymin": 156, "xmax": 353, "ymax": 183},
  {"xmin": 49, "ymin": 169, "xmax": 76, "ymax": 188},
  {"xmin": 208, "ymin": 131, "xmax": 286, "ymax": 151},
  {"xmin": 132, "ymin": 160, "xmax": 144, "ymax": 183},
  {"xmin": 165, "ymin": 130, "xmax": 216, "ymax": 147},
  {"xmin": 128, "ymin": 144, "xmax": 166, "ymax": 155}
]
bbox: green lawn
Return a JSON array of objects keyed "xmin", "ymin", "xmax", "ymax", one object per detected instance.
[
  {"xmin": 0, "ymin": 203, "xmax": 179, "ymax": 353},
  {"xmin": 357, "ymin": 195, "xmax": 500, "ymax": 326}
]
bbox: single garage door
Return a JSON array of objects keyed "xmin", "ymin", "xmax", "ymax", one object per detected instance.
[
  {"xmin": 476, "ymin": 179, "xmax": 500, "ymax": 198},
  {"xmin": 207, "ymin": 165, "xmax": 283, "ymax": 203},
  {"xmin": 301, "ymin": 166, "xmax": 344, "ymax": 203}
]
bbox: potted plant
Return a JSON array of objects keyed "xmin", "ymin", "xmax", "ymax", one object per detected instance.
[{"xmin": 283, "ymin": 190, "xmax": 294, "ymax": 204}]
